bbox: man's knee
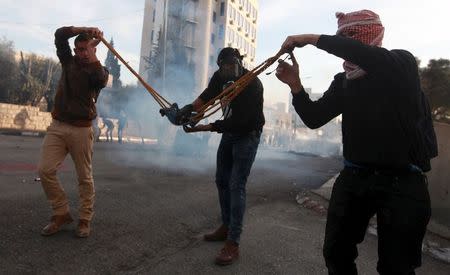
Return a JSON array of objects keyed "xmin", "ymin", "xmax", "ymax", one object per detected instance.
[
  {"xmin": 377, "ymin": 236, "xmax": 422, "ymax": 275},
  {"xmin": 38, "ymin": 163, "xmax": 56, "ymax": 179},
  {"xmin": 229, "ymin": 178, "xmax": 246, "ymax": 192},
  {"xmin": 78, "ymin": 175, "xmax": 94, "ymax": 186},
  {"xmin": 215, "ymin": 179, "xmax": 228, "ymax": 189}
]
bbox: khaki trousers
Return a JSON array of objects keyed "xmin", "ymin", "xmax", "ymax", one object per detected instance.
[{"xmin": 38, "ymin": 119, "xmax": 95, "ymax": 221}]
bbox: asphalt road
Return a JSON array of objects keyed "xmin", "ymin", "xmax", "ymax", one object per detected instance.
[{"xmin": 0, "ymin": 135, "xmax": 448, "ymax": 274}]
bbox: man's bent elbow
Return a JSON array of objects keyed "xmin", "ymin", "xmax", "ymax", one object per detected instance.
[
  {"xmin": 298, "ymin": 115, "xmax": 323, "ymax": 129},
  {"xmin": 54, "ymin": 26, "xmax": 72, "ymax": 40}
]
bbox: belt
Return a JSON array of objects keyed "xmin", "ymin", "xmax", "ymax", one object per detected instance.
[{"xmin": 344, "ymin": 159, "xmax": 423, "ymax": 175}]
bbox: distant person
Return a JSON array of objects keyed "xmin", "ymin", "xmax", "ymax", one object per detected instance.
[
  {"xmin": 275, "ymin": 10, "xmax": 437, "ymax": 274},
  {"xmin": 136, "ymin": 120, "xmax": 145, "ymax": 144},
  {"xmin": 172, "ymin": 48, "xmax": 264, "ymax": 265},
  {"xmin": 118, "ymin": 110, "xmax": 127, "ymax": 144},
  {"xmin": 92, "ymin": 117, "xmax": 101, "ymax": 142},
  {"xmin": 38, "ymin": 26, "xmax": 108, "ymax": 238},
  {"xmin": 102, "ymin": 118, "xmax": 114, "ymax": 142},
  {"xmin": 13, "ymin": 108, "xmax": 32, "ymax": 129}
]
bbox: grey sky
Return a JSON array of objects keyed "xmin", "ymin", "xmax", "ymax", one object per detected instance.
[{"xmin": 1, "ymin": 0, "xmax": 449, "ymax": 106}]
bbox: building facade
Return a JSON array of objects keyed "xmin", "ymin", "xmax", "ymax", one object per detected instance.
[{"xmin": 139, "ymin": 0, "xmax": 259, "ymax": 101}]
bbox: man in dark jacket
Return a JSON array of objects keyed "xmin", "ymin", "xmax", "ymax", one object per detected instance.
[
  {"xmin": 275, "ymin": 10, "xmax": 437, "ymax": 275},
  {"xmin": 176, "ymin": 48, "xmax": 264, "ymax": 265},
  {"xmin": 38, "ymin": 26, "xmax": 109, "ymax": 238}
]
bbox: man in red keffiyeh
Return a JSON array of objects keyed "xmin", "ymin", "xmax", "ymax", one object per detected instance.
[{"xmin": 276, "ymin": 9, "xmax": 438, "ymax": 275}]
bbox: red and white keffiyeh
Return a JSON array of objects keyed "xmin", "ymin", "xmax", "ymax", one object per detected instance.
[{"xmin": 335, "ymin": 10, "xmax": 385, "ymax": 79}]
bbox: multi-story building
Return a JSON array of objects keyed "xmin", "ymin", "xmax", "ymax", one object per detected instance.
[{"xmin": 139, "ymin": 0, "xmax": 259, "ymax": 101}]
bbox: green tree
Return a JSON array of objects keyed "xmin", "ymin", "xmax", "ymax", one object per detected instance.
[
  {"xmin": 104, "ymin": 38, "xmax": 122, "ymax": 88},
  {"xmin": 420, "ymin": 59, "xmax": 450, "ymax": 121},
  {"xmin": 14, "ymin": 52, "xmax": 60, "ymax": 106},
  {"xmin": 0, "ymin": 37, "xmax": 18, "ymax": 103}
]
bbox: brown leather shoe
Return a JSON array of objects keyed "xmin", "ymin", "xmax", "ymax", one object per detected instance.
[
  {"xmin": 204, "ymin": 224, "xmax": 228, "ymax": 242},
  {"xmin": 41, "ymin": 213, "xmax": 73, "ymax": 236},
  {"xmin": 76, "ymin": 219, "xmax": 91, "ymax": 238},
  {"xmin": 215, "ymin": 240, "xmax": 239, "ymax": 265}
]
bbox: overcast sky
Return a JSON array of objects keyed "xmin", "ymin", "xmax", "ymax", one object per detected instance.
[{"xmin": 1, "ymin": 0, "xmax": 449, "ymax": 106}]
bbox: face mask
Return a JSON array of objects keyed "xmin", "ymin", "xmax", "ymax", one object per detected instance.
[{"xmin": 219, "ymin": 62, "xmax": 242, "ymax": 81}]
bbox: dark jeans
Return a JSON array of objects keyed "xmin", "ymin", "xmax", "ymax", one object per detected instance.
[
  {"xmin": 324, "ymin": 167, "xmax": 431, "ymax": 275},
  {"xmin": 118, "ymin": 128, "xmax": 123, "ymax": 143},
  {"xmin": 215, "ymin": 130, "xmax": 261, "ymax": 243}
]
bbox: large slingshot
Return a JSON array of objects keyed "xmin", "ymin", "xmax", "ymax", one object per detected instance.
[{"xmin": 101, "ymin": 37, "xmax": 287, "ymax": 128}]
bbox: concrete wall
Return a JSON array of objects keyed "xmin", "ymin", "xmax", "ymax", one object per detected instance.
[
  {"xmin": 0, "ymin": 103, "xmax": 52, "ymax": 133},
  {"xmin": 427, "ymin": 122, "xmax": 450, "ymax": 227},
  {"xmin": 0, "ymin": 103, "xmax": 156, "ymax": 144}
]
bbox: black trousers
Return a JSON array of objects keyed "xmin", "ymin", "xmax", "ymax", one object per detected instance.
[{"xmin": 323, "ymin": 167, "xmax": 431, "ymax": 275}]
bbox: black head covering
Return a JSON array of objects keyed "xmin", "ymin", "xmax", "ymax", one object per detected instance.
[{"xmin": 217, "ymin": 47, "xmax": 243, "ymax": 66}]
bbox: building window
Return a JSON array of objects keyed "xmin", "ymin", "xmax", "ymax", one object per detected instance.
[
  {"xmin": 220, "ymin": 2, "xmax": 225, "ymax": 16},
  {"xmin": 219, "ymin": 24, "xmax": 224, "ymax": 40},
  {"xmin": 211, "ymin": 33, "xmax": 215, "ymax": 44},
  {"xmin": 151, "ymin": 30, "xmax": 154, "ymax": 42},
  {"xmin": 213, "ymin": 11, "xmax": 216, "ymax": 23},
  {"xmin": 152, "ymin": 9, "xmax": 156, "ymax": 23}
]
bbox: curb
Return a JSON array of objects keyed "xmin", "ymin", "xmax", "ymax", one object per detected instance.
[{"xmin": 0, "ymin": 130, "xmax": 45, "ymax": 137}]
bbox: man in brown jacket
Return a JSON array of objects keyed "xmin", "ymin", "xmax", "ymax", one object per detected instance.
[{"xmin": 38, "ymin": 26, "xmax": 109, "ymax": 238}]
